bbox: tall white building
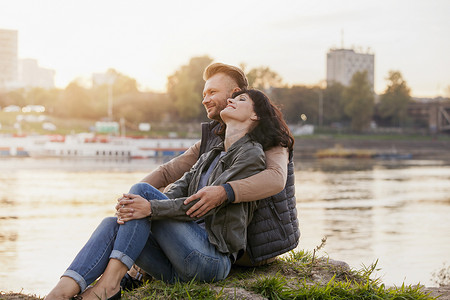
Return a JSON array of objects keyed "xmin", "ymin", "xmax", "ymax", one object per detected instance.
[
  {"xmin": 326, "ymin": 48, "xmax": 374, "ymax": 90},
  {"xmin": 19, "ymin": 58, "xmax": 55, "ymax": 89},
  {"xmin": 0, "ymin": 29, "xmax": 18, "ymax": 88}
]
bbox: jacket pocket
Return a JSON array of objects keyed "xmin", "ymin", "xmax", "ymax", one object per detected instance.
[{"xmin": 268, "ymin": 200, "xmax": 287, "ymax": 239}]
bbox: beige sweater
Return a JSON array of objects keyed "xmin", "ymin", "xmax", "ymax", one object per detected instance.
[{"xmin": 141, "ymin": 140, "xmax": 288, "ymax": 203}]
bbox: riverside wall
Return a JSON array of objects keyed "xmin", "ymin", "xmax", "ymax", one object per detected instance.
[{"xmin": 293, "ymin": 137, "xmax": 450, "ymax": 160}]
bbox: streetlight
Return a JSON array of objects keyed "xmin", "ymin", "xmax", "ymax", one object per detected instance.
[{"xmin": 300, "ymin": 114, "xmax": 307, "ymax": 124}]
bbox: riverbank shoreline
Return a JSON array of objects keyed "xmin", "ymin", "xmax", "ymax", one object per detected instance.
[
  {"xmin": 2, "ymin": 285, "xmax": 448, "ymax": 299},
  {"xmin": 294, "ymin": 135, "xmax": 450, "ymax": 160},
  {"xmin": 1, "ymin": 283, "xmax": 448, "ymax": 299},
  {"xmin": 1, "ymin": 256, "xmax": 449, "ymax": 299}
]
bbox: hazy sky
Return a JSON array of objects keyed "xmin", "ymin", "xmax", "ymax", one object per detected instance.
[{"xmin": 1, "ymin": 0, "xmax": 449, "ymax": 97}]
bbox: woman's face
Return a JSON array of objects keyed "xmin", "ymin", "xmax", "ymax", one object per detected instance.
[{"xmin": 220, "ymin": 93, "xmax": 257, "ymax": 124}]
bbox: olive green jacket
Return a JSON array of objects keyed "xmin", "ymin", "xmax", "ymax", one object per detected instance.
[{"xmin": 149, "ymin": 135, "xmax": 265, "ymax": 255}]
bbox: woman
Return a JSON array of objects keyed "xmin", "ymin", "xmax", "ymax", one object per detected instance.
[{"xmin": 46, "ymin": 89, "xmax": 294, "ymax": 300}]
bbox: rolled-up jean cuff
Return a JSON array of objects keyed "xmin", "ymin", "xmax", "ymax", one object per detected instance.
[
  {"xmin": 110, "ymin": 250, "xmax": 134, "ymax": 269},
  {"xmin": 62, "ymin": 270, "xmax": 87, "ymax": 292}
]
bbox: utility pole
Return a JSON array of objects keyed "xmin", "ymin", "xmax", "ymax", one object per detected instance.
[
  {"xmin": 318, "ymin": 90, "xmax": 323, "ymax": 127},
  {"xmin": 317, "ymin": 80, "xmax": 326, "ymax": 127},
  {"xmin": 108, "ymin": 83, "xmax": 113, "ymax": 121}
]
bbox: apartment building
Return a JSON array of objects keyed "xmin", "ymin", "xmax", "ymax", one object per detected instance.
[
  {"xmin": 19, "ymin": 58, "xmax": 55, "ymax": 89},
  {"xmin": 326, "ymin": 48, "xmax": 375, "ymax": 90},
  {"xmin": 0, "ymin": 29, "xmax": 18, "ymax": 88}
]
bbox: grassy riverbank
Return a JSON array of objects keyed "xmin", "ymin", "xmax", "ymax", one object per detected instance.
[
  {"xmin": 2, "ymin": 249, "xmax": 447, "ymax": 299},
  {"xmin": 293, "ymin": 133, "xmax": 450, "ymax": 159}
]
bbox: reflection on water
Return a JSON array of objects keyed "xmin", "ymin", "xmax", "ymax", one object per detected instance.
[
  {"xmin": 296, "ymin": 158, "xmax": 450, "ymax": 288},
  {"xmin": 1, "ymin": 157, "xmax": 450, "ymax": 296}
]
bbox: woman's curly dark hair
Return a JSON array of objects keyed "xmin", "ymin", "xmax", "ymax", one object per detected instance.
[{"xmin": 217, "ymin": 89, "xmax": 294, "ymax": 151}]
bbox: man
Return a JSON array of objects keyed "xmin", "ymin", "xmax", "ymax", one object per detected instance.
[{"xmin": 121, "ymin": 63, "xmax": 299, "ymax": 286}]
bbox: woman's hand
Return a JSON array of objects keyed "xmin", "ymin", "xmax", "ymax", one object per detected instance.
[{"xmin": 116, "ymin": 193, "xmax": 151, "ymax": 224}]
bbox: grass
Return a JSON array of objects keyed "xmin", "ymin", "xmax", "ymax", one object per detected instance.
[
  {"xmin": 0, "ymin": 111, "xmax": 197, "ymax": 138},
  {"xmin": 119, "ymin": 249, "xmax": 437, "ymax": 300},
  {"xmin": 3, "ymin": 111, "xmax": 450, "ymax": 141},
  {"xmin": 0, "ymin": 249, "xmax": 439, "ymax": 299},
  {"xmin": 124, "ymin": 279, "xmax": 221, "ymax": 299},
  {"xmin": 0, "ymin": 111, "xmax": 93, "ymax": 135}
]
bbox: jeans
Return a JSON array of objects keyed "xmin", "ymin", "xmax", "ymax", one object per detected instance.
[{"xmin": 63, "ymin": 183, "xmax": 231, "ymax": 292}]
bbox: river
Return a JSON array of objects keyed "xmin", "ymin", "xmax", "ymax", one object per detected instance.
[{"xmin": 0, "ymin": 156, "xmax": 449, "ymax": 297}]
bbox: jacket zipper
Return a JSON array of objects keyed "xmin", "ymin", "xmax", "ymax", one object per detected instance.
[{"xmin": 268, "ymin": 201, "xmax": 287, "ymax": 238}]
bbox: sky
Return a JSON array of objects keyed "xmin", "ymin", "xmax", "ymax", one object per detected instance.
[{"xmin": 0, "ymin": 0, "xmax": 449, "ymax": 97}]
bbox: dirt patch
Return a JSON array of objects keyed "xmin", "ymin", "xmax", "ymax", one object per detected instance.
[
  {"xmin": 0, "ymin": 292, "xmax": 42, "ymax": 300},
  {"xmin": 423, "ymin": 285, "xmax": 450, "ymax": 300}
]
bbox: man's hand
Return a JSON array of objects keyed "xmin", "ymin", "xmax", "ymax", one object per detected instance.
[
  {"xmin": 184, "ymin": 186, "xmax": 227, "ymax": 218},
  {"xmin": 116, "ymin": 193, "xmax": 151, "ymax": 224}
]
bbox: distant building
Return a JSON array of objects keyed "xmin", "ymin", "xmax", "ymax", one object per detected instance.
[
  {"xmin": 326, "ymin": 48, "xmax": 375, "ymax": 90},
  {"xmin": 19, "ymin": 58, "xmax": 55, "ymax": 89},
  {"xmin": 92, "ymin": 72, "xmax": 115, "ymax": 87},
  {"xmin": 1, "ymin": 29, "xmax": 55, "ymax": 90},
  {"xmin": 0, "ymin": 29, "xmax": 18, "ymax": 89}
]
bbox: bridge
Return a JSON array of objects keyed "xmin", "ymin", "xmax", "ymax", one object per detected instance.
[{"xmin": 408, "ymin": 102, "xmax": 450, "ymax": 133}]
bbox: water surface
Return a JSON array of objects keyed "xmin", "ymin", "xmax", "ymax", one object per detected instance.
[{"xmin": 0, "ymin": 157, "xmax": 449, "ymax": 296}]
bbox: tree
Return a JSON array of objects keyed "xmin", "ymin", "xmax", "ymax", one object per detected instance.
[
  {"xmin": 246, "ymin": 66, "xmax": 283, "ymax": 90},
  {"xmin": 56, "ymin": 81, "xmax": 96, "ymax": 119},
  {"xmin": 271, "ymin": 85, "xmax": 318, "ymax": 124},
  {"xmin": 26, "ymin": 87, "xmax": 50, "ymax": 105},
  {"xmin": 323, "ymin": 83, "xmax": 346, "ymax": 126},
  {"xmin": 0, "ymin": 89, "xmax": 26, "ymax": 107},
  {"xmin": 89, "ymin": 69, "xmax": 140, "ymax": 120},
  {"xmin": 105, "ymin": 68, "xmax": 139, "ymax": 96},
  {"xmin": 342, "ymin": 71, "xmax": 374, "ymax": 132},
  {"xmin": 25, "ymin": 87, "xmax": 62, "ymax": 114},
  {"xmin": 90, "ymin": 84, "xmax": 110, "ymax": 119},
  {"xmin": 114, "ymin": 92, "xmax": 172, "ymax": 125},
  {"xmin": 377, "ymin": 71, "xmax": 411, "ymax": 127},
  {"xmin": 167, "ymin": 56, "xmax": 213, "ymax": 121}
]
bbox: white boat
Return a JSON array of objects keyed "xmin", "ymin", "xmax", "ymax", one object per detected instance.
[
  {"xmin": 2, "ymin": 133, "xmax": 198, "ymax": 159},
  {"xmin": 0, "ymin": 135, "xmax": 44, "ymax": 157}
]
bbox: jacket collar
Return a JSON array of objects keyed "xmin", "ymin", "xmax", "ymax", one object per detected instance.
[{"xmin": 211, "ymin": 134, "xmax": 253, "ymax": 153}]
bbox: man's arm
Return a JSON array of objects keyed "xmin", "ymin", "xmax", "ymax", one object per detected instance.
[
  {"xmin": 184, "ymin": 146, "xmax": 288, "ymax": 217},
  {"xmin": 140, "ymin": 140, "xmax": 201, "ymax": 189},
  {"xmin": 229, "ymin": 146, "xmax": 288, "ymax": 203},
  {"xmin": 152, "ymin": 145, "xmax": 266, "ymax": 221}
]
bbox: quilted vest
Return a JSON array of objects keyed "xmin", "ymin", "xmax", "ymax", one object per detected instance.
[{"xmin": 199, "ymin": 121, "xmax": 300, "ymax": 263}]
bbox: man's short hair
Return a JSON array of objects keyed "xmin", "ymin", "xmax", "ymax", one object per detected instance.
[{"xmin": 203, "ymin": 63, "xmax": 248, "ymax": 90}]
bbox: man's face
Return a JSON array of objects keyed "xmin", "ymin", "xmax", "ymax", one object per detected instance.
[{"xmin": 202, "ymin": 73, "xmax": 239, "ymax": 121}]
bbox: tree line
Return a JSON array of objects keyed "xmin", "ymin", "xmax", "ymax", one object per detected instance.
[{"xmin": 0, "ymin": 55, "xmax": 432, "ymax": 132}]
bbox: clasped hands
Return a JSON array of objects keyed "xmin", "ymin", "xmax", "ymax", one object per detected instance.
[
  {"xmin": 115, "ymin": 194, "xmax": 152, "ymax": 224},
  {"xmin": 115, "ymin": 185, "xmax": 227, "ymax": 224}
]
